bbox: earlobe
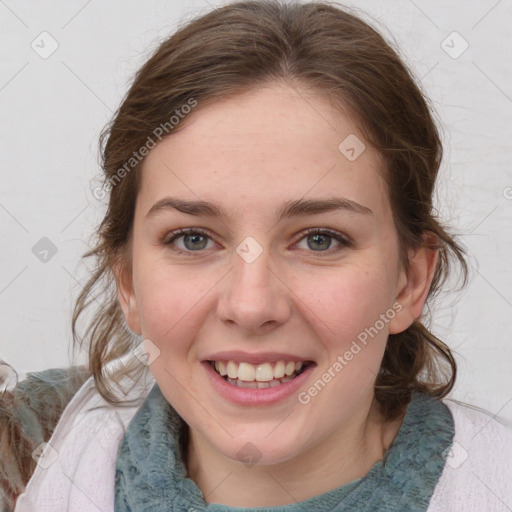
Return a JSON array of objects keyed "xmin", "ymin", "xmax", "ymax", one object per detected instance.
[
  {"xmin": 388, "ymin": 236, "xmax": 439, "ymax": 335},
  {"xmin": 113, "ymin": 258, "xmax": 142, "ymax": 336}
]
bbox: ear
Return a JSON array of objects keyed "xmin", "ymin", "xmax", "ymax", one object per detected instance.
[
  {"xmin": 388, "ymin": 234, "xmax": 439, "ymax": 335},
  {"xmin": 112, "ymin": 254, "xmax": 142, "ymax": 336}
]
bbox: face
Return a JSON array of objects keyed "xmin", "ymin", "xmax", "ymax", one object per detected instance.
[{"xmin": 116, "ymin": 82, "xmax": 428, "ymax": 468}]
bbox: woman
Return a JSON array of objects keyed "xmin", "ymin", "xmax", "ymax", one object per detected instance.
[{"xmin": 2, "ymin": 1, "xmax": 511, "ymax": 511}]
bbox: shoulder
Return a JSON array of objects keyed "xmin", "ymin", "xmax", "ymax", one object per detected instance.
[
  {"xmin": 13, "ymin": 356, "xmax": 155, "ymax": 512},
  {"xmin": 427, "ymin": 397, "xmax": 512, "ymax": 512},
  {"xmin": 9, "ymin": 365, "xmax": 91, "ymax": 442},
  {"xmin": 0, "ymin": 365, "xmax": 91, "ymax": 512},
  {"xmin": 446, "ymin": 397, "xmax": 512, "ymax": 442}
]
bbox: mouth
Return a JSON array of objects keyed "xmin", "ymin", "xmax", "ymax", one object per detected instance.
[{"xmin": 207, "ymin": 359, "xmax": 314, "ymax": 389}]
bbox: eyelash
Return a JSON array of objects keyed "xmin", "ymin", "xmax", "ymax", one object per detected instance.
[{"xmin": 162, "ymin": 227, "xmax": 352, "ymax": 256}]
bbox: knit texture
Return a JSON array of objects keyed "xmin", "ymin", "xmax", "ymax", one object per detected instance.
[
  {"xmin": 0, "ymin": 366, "xmax": 91, "ymax": 512},
  {"xmin": 115, "ymin": 385, "xmax": 454, "ymax": 512}
]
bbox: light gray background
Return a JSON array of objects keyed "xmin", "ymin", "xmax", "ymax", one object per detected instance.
[{"xmin": 1, "ymin": 0, "xmax": 511, "ymax": 423}]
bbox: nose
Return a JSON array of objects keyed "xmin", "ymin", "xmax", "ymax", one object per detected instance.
[{"xmin": 216, "ymin": 246, "xmax": 292, "ymax": 334}]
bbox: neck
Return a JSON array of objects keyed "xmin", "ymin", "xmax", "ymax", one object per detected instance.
[{"xmin": 185, "ymin": 396, "xmax": 406, "ymax": 508}]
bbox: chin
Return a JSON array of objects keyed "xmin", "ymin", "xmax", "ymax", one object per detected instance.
[{"xmin": 217, "ymin": 435, "xmax": 302, "ymax": 468}]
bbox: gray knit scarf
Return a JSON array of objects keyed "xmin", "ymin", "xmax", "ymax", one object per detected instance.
[{"xmin": 115, "ymin": 387, "xmax": 454, "ymax": 512}]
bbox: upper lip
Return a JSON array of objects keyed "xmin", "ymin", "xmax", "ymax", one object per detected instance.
[{"xmin": 203, "ymin": 351, "xmax": 314, "ymax": 365}]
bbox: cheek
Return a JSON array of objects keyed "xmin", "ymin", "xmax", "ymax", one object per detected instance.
[
  {"xmin": 132, "ymin": 259, "xmax": 215, "ymax": 352},
  {"xmin": 294, "ymin": 267, "xmax": 395, "ymax": 413},
  {"xmin": 302, "ymin": 265, "xmax": 395, "ymax": 338},
  {"xmin": 133, "ymin": 267, "xmax": 215, "ymax": 402}
]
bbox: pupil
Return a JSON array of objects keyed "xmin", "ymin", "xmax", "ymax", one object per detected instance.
[
  {"xmin": 185, "ymin": 234, "xmax": 207, "ymax": 250},
  {"xmin": 309, "ymin": 234, "xmax": 330, "ymax": 251}
]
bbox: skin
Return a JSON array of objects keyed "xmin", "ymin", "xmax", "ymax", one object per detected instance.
[{"xmin": 115, "ymin": 81, "xmax": 438, "ymax": 507}]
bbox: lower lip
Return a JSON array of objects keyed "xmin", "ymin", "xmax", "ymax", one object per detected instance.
[{"xmin": 202, "ymin": 361, "xmax": 315, "ymax": 406}]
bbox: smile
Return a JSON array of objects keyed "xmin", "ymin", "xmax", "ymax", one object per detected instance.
[{"xmin": 208, "ymin": 360, "xmax": 312, "ymax": 389}]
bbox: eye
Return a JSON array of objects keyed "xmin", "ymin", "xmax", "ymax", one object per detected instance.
[
  {"xmin": 162, "ymin": 227, "xmax": 352, "ymax": 255},
  {"xmin": 294, "ymin": 228, "xmax": 352, "ymax": 253},
  {"xmin": 163, "ymin": 228, "xmax": 215, "ymax": 253}
]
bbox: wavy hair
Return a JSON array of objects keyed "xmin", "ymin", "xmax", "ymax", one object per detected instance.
[{"xmin": 72, "ymin": 0, "xmax": 468, "ymax": 422}]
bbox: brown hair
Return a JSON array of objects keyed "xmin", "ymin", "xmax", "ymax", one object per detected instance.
[{"xmin": 72, "ymin": 0, "xmax": 468, "ymax": 421}]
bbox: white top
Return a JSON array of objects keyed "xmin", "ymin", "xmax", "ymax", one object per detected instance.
[{"xmin": 14, "ymin": 355, "xmax": 512, "ymax": 512}]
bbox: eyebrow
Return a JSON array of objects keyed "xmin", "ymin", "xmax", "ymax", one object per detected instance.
[{"xmin": 145, "ymin": 196, "xmax": 373, "ymax": 222}]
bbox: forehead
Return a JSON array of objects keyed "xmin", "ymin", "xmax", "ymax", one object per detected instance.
[{"xmin": 138, "ymin": 83, "xmax": 389, "ymax": 219}]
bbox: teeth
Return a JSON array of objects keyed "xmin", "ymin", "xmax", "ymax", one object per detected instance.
[
  {"xmin": 226, "ymin": 378, "xmax": 258, "ymax": 389},
  {"xmin": 216, "ymin": 361, "xmax": 227, "ymax": 376},
  {"xmin": 255, "ymin": 362, "xmax": 274, "ymax": 381},
  {"xmin": 273, "ymin": 361, "xmax": 285, "ymax": 378},
  {"xmin": 213, "ymin": 360, "xmax": 307, "ymax": 382},
  {"xmin": 238, "ymin": 362, "xmax": 256, "ymax": 381},
  {"xmin": 285, "ymin": 362, "xmax": 295, "ymax": 376},
  {"xmin": 226, "ymin": 361, "xmax": 238, "ymax": 379},
  {"xmin": 226, "ymin": 377, "xmax": 292, "ymax": 389}
]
